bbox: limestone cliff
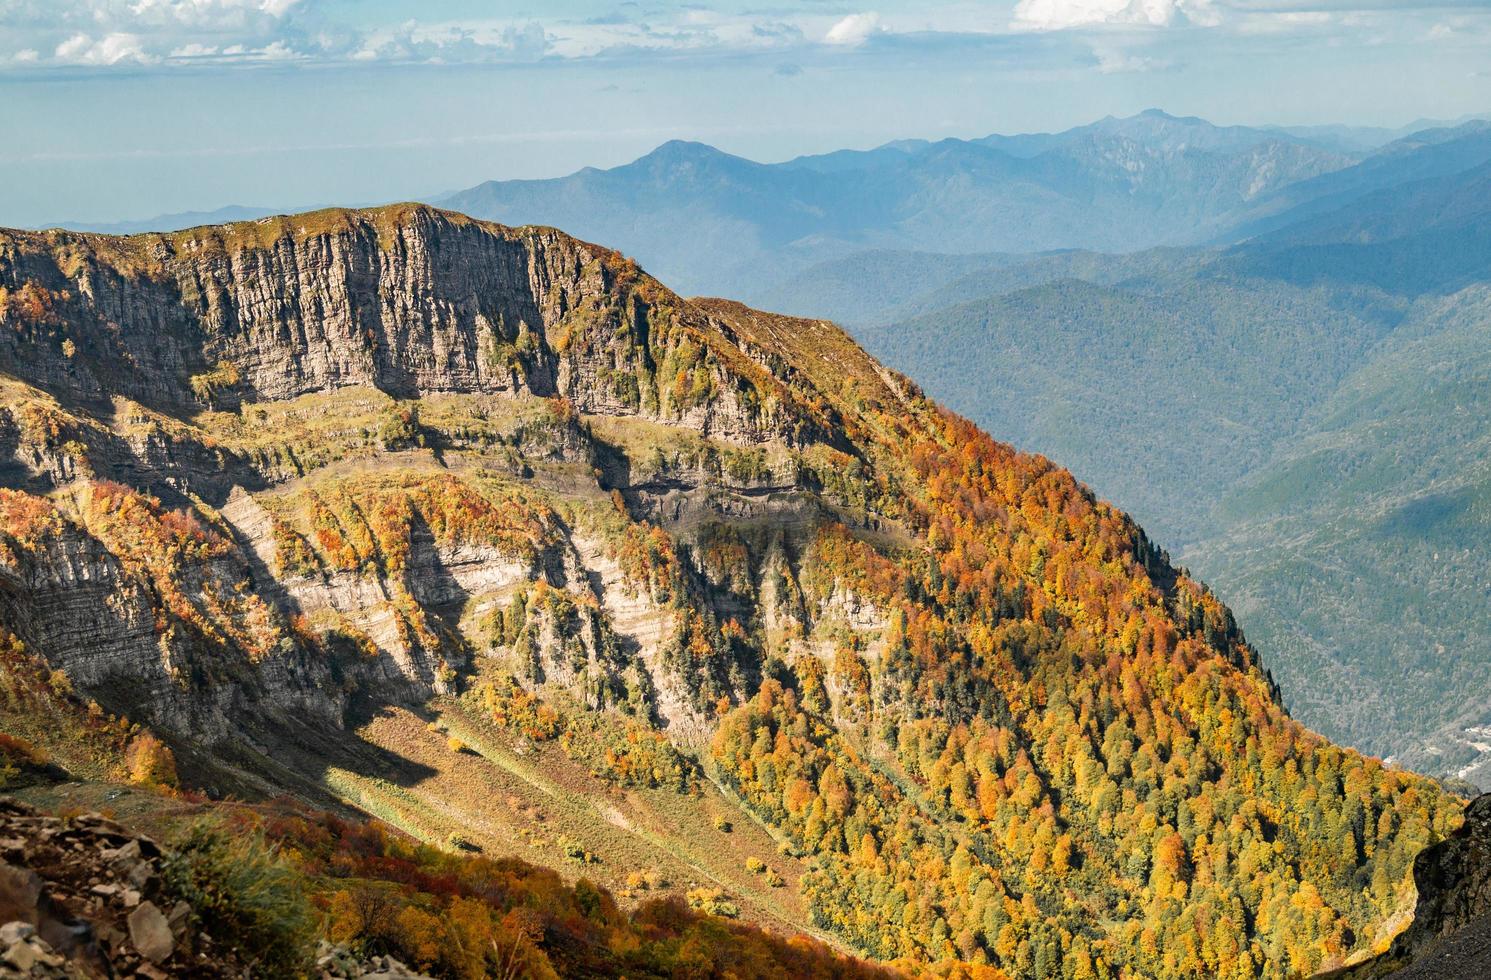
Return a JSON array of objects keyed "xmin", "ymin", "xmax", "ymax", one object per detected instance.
[
  {"xmin": 0, "ymin": 204, "xmax": 903, "ymax": 743},
  {"xmin": 0, "ymin": 206, "xmax": 843, "ymax": 447}
]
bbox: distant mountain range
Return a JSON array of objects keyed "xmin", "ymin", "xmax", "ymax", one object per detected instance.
[
  {"xmin": 47, "ymin": 109, "xmax": 1489, "ymax": 302},
  {"xmin": 55, "ymin": 204, "xmax": 284, "ymax": 236},
  {"xmin": 438, "ymin": 109, "xmax": 1369, "ymax": 297},
  {"xmin": 760, "ymin": 123, "xmax": 1491, "ymax": 783}
]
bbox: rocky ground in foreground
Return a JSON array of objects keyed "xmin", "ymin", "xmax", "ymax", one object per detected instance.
[
  {"xmin": 1322, "ymin": 794, "xmax": 1491, "ymax": 978},
  {"xmin": 0, "ymin": 798, "xmax": 430, "ymax": 979},
  {"xmin": 0, "ymin": 797, "xmax": 209, "ymax": 977}
]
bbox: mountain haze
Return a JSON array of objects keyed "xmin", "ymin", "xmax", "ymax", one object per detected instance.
[
  {"xmin": 777, "ymin": 127, "xmax": 1491, "ymax": 784},
  {"xmin": 440, "ymin": 110, "xmax": 1354, "ymax": 299},
  {"xmin": 54, "ymin": 204, "xmax": 286, "ymax": 237}
]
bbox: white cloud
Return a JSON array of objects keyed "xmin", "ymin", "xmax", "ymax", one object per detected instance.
[
  {"xmin": 55, "ymin": 31, "xmax": 156, "ymax": 65},
  {"xmin": 1094, "ymin": 47, "xmax": 1175, "ymax": 72},
  {"xmin": 169, "ymin": 43, "xmax": 219, "ymax": 58},
  {"xmin": 1, "ymin": 2, "xmax": 563, "ymax": 70},
  {"xmin": 350, "ymin": 21, "xmax": 549, "ymax": 65},
  {"xmin": 7, "ymin": 0, "xmax": 309, "ymax": 69},
  {"xmin": 1008, "ymin": 0, "xmax": 1488, "ymax": 32},
  {"xmin": 3, "ymin": 0, "xmax": 1471, "ymax": 74},
  {"xmin": 824, "ymin": 13, "xmax": 881, "ymax": 46},
  {"xmin": 258, "ymin": 39, "xmax": 295, "ymax": 60},
  {"xmin": 123, "ymin": 0, "xmax": 308, "ymax": 26},
  {"xmin": 1013, "ymin": 0, "xmax": 1218, "ymax": 31},
  {"xmin": 53, "ymin": 35, "xmax": 90, "ymax": 60}
]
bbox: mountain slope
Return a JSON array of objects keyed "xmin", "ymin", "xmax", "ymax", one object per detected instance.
[
  {"xmin": 756, "ymin": 246, "xmax": 1206, "ymax": 327},
  {"xmin": 1189, "ymin": 285, "xmax": 1491, "ymax": 776},
  {"xmin": 439, "ymin": 111, "xmax": 1353, "ymax": 299},
  {"xmin": 850, "ymin": 270, "xmax": 1402, "ymax": 542},
  {"xmin": 1221, "ymin": 121, "xmax": 1491, "ymax": 244},
  {"xmin": 0, "ymin": 205, "xmax": 1461, "ymax": 978},
  {"xmin": 810, "ymin": 148, "xmax": 1491, "ymax": 781}
]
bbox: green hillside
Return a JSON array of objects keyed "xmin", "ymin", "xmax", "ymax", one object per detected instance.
[
  {"xmin": 852, "ymin": 271, "xmax": 1401, "ymax": 543},
  {"xmin": 816, "ymin": 149, "xmax": 1491, "ymax": 781},
  {"xmin": 1190, "ymin": 286, "xmax": 1491, "ymax": 774}
]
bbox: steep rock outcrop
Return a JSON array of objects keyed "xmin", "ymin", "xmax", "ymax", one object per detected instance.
[
  {"xmin": 0, "ymin": 494, "xmax": 340, "ymax": 738},
  {"xmin": 1391, "ymin": 794, "xmax": 1491, "ymax": 963},
  {"xmin": 0, "ymin": 206, "xmax": 845, "ymax": 452}
]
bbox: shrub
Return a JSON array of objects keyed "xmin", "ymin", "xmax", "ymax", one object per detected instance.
[
  {"xmin": 446, "ymin": 736, "xmax": 467, "ymax": 754},
  {"xmin": 713, "ymin": 816, "xmax": 732, "ymax": 833},
  {"xmin": 0, "ymin": 734, "xmax": 47, "ymax": 787},
  {"xmin": 745, "ymin": 856, "xmax": 766, "ymax": 874},
  {"xmin": 125, "ymin": 732, "xmax": 178, "ymax": 789},
  {"xmin": 46, "ymin": 670, "xmax": 72, "ymax": 696},
  {"xmin": 189, "ymin": 361, "xmax": 241, "ymax": 404},
  {"xmin": 377, "ymin": 405, "xmax": 422, "ymax": 450},
  {"xmin": 162, "ymin": 821, "xmax": 315, "ymax": 977},
  {"xmin": 685, "ymin": 887, "xmax": 740, "ymax": 918}
]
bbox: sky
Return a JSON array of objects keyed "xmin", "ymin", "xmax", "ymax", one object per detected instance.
[{"xmin": 1, "ymin": 0, "xmax": 1487, "ymax": 228}]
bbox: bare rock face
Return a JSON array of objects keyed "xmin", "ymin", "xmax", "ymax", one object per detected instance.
[
  {"xmin": 0, "ymin": 500, "xmax": 343, "ymax": 738},
  {"xmin": 0, "ymin": 206, "xmax": 833, "ymax": 449},
  {"xmin": 0, "ymin": 204, "xmax": 895, "ymax": 779},
  {"xmin": 1392, "ymin": 794, "xmax": 1491, "ymax": 960}
]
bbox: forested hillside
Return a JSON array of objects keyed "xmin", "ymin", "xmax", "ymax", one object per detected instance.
[
  {"xmin": 0, "ymin": 205, "xmax": 1461, "ymax": 978},
  {"xmin": 1192, "ymin": 285, "xmax": 1491, "ymax": 783},
  {"xmin": 784, "ymin": 129, "xmax": 1491, "ymax": 780},
  {"xmin": 849, "ymin": 273, "xmax": 1399, "ymax": 542}
]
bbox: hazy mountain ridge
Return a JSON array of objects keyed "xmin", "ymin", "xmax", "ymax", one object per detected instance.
[
  {"xmin": 786, "ymin": 134, "xmax": 1491, "ymax": 783},
  {"xmin": 52, "ymin": 204, "xmax": 287, "ymax": 236},
  {"xmin": 438, "ymin": 110, "xmax": 1357, "ymax": 298},
  {"xmin": 1217, "ymin": 121, "xmax": 1491, "ymax": 245}
]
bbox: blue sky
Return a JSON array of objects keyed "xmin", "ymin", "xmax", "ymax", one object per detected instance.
[{"xmin": 2, "ymin": 0, "xmax": 1487, "ymax": 227}]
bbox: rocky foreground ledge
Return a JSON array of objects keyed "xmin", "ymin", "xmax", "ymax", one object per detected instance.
[
  {"xmin": 1382, "ymin": 793, "xmax": 1491, "ymax": 977},
  {"xmin": 0, "ymin": 799, "xmax": 429, "ymax": 979},
  {"xmin": 1325, "ymin": 794, "xmax": 1491, "ymax": 978}
]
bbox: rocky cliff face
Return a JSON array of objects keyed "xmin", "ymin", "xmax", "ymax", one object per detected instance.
[
  {"xmin": 0, "ymin": 206, "xmax": 837, "ymax": 449},
  {"xmin": 0, "ymin": 503, "xmax": 339, "ymax": 738},
  {"xmin": 0, "ymin": 205, "xmax": 881, "ymax": 742},
  {"xmin": 1390, "ymin": 794, "xmax": 1491, "ymax": 962}
]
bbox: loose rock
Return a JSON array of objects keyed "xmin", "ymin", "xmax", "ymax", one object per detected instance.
[{"xmin": 126, "ymin": 902, "xmax": 173, "ymax": 964}]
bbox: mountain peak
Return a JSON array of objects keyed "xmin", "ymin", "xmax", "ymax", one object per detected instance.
[
  {"xmin": 639, "ymin": 139, "xmax": 739, "ymax": 164},
  {"xmin": 1112, "ymin": 108, "xmax": 1220, "ymax": 130}
]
